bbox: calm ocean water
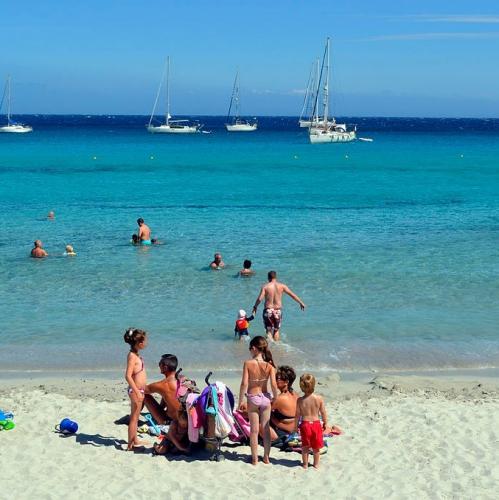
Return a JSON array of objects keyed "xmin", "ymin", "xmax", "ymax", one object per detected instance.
[{"xmin": 1, "ymin": 116, "xmax": 498, "ymax": 373}]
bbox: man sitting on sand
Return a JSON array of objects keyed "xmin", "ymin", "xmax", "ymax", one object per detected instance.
[
  {"xmin": 144, "ymin": 354, "xmax": 179, "ymax": 425},
  {"xmin": 31, "ymin": 240, "xmax": 48, "ymax": 258},
  {"xmin": 239, "ymin": 259, "xmax": 254, "ymax": 276},
  {"xmin": 252, "ymin": 271, "xmax": 305, "ymax": 341},
  {"xmin": 144, "ymin": 354, "xmax": 187, "ymax": 453},
  {"xmin": 210, "ymin": 252, "xmax": 225, "ymax": 270},
  {"xmin": 136, "ymin": 218, "xmax": 152, "ymax": 245}
]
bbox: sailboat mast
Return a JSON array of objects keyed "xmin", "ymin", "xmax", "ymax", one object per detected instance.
[
  {"xmin": 7, "ymin": 75, "xmax": 11, "ymax": 123},
  {"xmin": 234, "ymin": 70, "xmax": 240, "ymax": 120},
  {"xmin": 300, "ymin": 62, "xmax": 314, "ymax": 122},
  {"xmin": 166, "ymin": 56, "xmax": 170, "ymax": 126},
  {"xmin": 322, "ymin": 38, "xmax": 330, "ymax": 125}
]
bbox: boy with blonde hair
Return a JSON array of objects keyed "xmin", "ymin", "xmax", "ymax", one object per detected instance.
[{"xmin": 294, "ymin": 373, "xmax": 327, "ymax": 469}]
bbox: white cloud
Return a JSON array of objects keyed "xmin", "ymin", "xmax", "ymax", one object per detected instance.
[
  {"xmin": 414, "ymin": 14, "xmax": 499, "ymax": 24},
  {"xmin": 358, "ymin": 31, "xmax": 499, "ymax": 42}
]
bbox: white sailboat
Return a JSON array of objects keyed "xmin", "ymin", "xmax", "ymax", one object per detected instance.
[
  {"xmin": 147, "ymin": 57, "xmax": 202, "ymax": 134},
  {"xmin": 225, "ymin": 70, "xmax": 257, "ymax": 132},
  {"xmin": 0, "ymin": 76, "xmax": 33, "ymax": 133},
  {"xmin": 309, "ymin": 38, "xmax": 356, "ymax": 144}
]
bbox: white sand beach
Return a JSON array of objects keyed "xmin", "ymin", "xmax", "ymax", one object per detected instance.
[{"xmin": 1, "ymin": 371, "xmax": 499, "ymax": 499}]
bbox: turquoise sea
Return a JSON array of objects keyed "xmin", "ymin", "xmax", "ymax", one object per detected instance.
[{"xmin": 1, "ymin": 116, "xmax": 498, "ymax": 373}]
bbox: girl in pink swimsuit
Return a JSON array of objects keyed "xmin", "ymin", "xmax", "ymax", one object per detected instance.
[
  {"xmin": 238, "ymin": 336, "xmax": 278, "ymax": 465},
  {"xmin": 124, "ymin": 327, "xmax": 148, "ymax": 450}
]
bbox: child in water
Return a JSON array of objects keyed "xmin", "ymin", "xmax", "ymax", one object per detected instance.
[
  {"xmin": 234, "ymin": 309, "xmax": 254, "ymax": 340},
  {"xmin": 63, "ymin": 244, "xmax": 76, "ymax": 256},
  {"xmin": 294, "ymin": 373, "xmax": 327, "ymax": 469},
  {"xmin": 124, "ymin": 328, "xmax": 148, "ymax": 450}
]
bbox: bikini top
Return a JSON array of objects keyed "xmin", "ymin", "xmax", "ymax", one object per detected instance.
[
  {"xmin": 249, "ymin": 359, "xmax": 271, "ymax": 383},
  {"xmin": 132, "ymin": 354, "xmax": 144, "ymax": 375}
]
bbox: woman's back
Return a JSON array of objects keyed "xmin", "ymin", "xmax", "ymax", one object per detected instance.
[{"xmin": 246, "ymin": 358, "xmax": 273, "ymax": 394}]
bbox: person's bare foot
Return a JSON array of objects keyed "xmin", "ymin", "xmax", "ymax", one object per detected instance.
[
  {"xmin": 313, "ymin": 465, "xmax": 320, "ymax": 470},
  {"xmin": 301, "ymin": 462, "xmax": 308, "ymax": 469},
  {"xmin": 263, "ymin": 456, "xmax": 270, "ymax": 464}
]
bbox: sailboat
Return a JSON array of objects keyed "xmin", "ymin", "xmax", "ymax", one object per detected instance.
[
  {"xmin": 225, "ymin": 70, "xmax": 257, "ymax": 132},
  {"xmin": 0, "ymin": 76, "xmax": 33, "ymax": 133},
  {"xmin": 147, "ymin": 57, "xmax": 202, "ymax": 134},
  {"xmin": 299, "ymin": 60, "xmax": 319, "ymax": 128},
  {"xmin": 308, "ymin": 38, "xmax": 356, "ymax": 144}
]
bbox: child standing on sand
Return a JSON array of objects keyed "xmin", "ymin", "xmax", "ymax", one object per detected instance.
[
  {"xmin": 294, "ymin": 373, "xmax": 327, "ymax": 469},
  {"xmin": 124, "ymin": 328, "xmax": 148, "ymax": 450}
]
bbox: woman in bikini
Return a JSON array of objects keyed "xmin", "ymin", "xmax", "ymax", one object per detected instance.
[
  {"xmin": 269, "ymin": 366, "xmax": 299, "ymax": 442},
  {"xmin": 238, "ymin": 336, "xmax": 278, "ymax": 465},
  {"xmin": 124, "ymin": 327, "xmax": 147, "ymax": 450}
]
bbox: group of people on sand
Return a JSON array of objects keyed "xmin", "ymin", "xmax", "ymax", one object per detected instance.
[{"xmin": 124, "ymin": 328, "xmax": 328, "ymax": 469}]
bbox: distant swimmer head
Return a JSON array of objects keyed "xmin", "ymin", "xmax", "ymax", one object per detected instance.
[
  {"xmin": 243, "ymin": 259, "xmax": 252, "ymax": 269},
  {"xmin": 159, "ymin": 353, "xmax": 178, "ymax": 374},
  {"xmin": 34, "ymin": 239, "xmax": 43, "ymax": 248},
  {"xmin": 123, "ymin": 327, "xmax": 147, "ymax": 353},
  {"xmin": 47, "ymin": 211, "xmax": 55, "ymax": 219},
  {"xmin": 268, "ymin": 270, "xmax": 277, "ymax": 281},
  {"xmin": 137, "ymin": 218, "xmax": 144, "ymax": 226},
  {"xmin": 65, "ymin": 245, "xmax": 74, "ymax": 253},
  {"xmin": 238, "ymin": 309, "xmax": 246, "ymax": 319},
  {"xmin": 214, "ymin": 252, "xmax": 222, "ymax": 262},
  {"xmin": 131, "ymin": 234, "xmax": 140, "ymax": 244}
]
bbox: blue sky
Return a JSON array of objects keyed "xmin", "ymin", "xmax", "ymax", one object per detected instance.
[{"xmin": 2, "ymin": 0, "xmax": 499, "ymax": 117}]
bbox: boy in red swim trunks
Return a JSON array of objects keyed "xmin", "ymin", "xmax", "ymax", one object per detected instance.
[{"xmin": 294, "ymin": 373, "xmax": 327, "ymax": 469}]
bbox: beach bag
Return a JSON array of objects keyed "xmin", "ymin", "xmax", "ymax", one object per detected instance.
[{"xmin": 175, "ymin": 369, "xmax": 200, "ymax": 402}]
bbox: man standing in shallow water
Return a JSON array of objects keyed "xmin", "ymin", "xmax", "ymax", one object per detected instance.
[
  {"xmin": 31, "ymin": 240, "xmax": 48, "ymax": 258},
  {"xmin": 136, "ymin": 218, "xmax": 152, "ymax": 245},
  {"xmin": 252, "ymin": 270, "xmax": 305, "ymax": 341}
]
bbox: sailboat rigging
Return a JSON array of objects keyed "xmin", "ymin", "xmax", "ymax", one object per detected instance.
[
  {"xmin": 308, "ymin": 38, "xmax": 356, "ymax": 144},
  {"xmin": 225, "ymin": 70, "xmax": 257, "ymax": 132},
  {"xmin": 147, "ymin": 57, "xmax": 202, "ymax": 134}
]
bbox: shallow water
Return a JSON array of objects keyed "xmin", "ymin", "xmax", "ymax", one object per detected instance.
[{"xmin": 1, "ymin": 116, "xmax": 498, "ymax": 372}]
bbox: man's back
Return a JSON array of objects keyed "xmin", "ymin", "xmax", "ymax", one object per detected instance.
[
  {"xmin": 263, "ymin": 280, "xmax": 285, "ymax": 309},
  {"xmin": 31, "ymin": 247, "xmax": 47, "ymax": 258},
  {"xmin": 139, "ymin": 223, "xmax": 151, "ymax": 241},
  {"xmin": 146, "ymin": 377, "xmax": 179, "ymax": 419}
]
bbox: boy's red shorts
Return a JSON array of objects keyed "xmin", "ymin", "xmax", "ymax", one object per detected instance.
[{"xmin": 299, "ymin": 420, "xmax": 324, "ymax": 449}]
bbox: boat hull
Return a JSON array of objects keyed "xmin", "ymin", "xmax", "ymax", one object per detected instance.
[
  {"xmin": 0, "ymin": 125, "xmax": 33, "ymax": 133},
  {"xmin": 225, "ymin": 123, "xmax": 257, "ymax": 132},
  {"xmin": 309, "ymin": 130, "xmax": 356, "ymax": 143},
  {"xmin": 147, "ymin": 125, "xmax": 199, "ymax": 134}
]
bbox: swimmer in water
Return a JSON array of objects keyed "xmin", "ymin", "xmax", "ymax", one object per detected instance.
[
  {"xmin": 131, "ymin": 234, "xmax": 162, "ymax": 245},
  {"xmin": 239, "ymin": 259, "xmax": 254, "ymax": 277},
  {"xmin": 136, "ymin": 218, "xmax": 152, "ymax": 245},
  {"xmin": 31, "ymin": 240, "xmax": 48, "ymax": 258},
  {"xmin": 64, "ymin": 244, "xmax": 76, "ymax": 256},
  {"xmin": 210, "ymin": 252, "xmax": 225, "ymax": 270},
  {"xmin": 47, "ymin": 211, "xmax": 55, "ymax": 220}
]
